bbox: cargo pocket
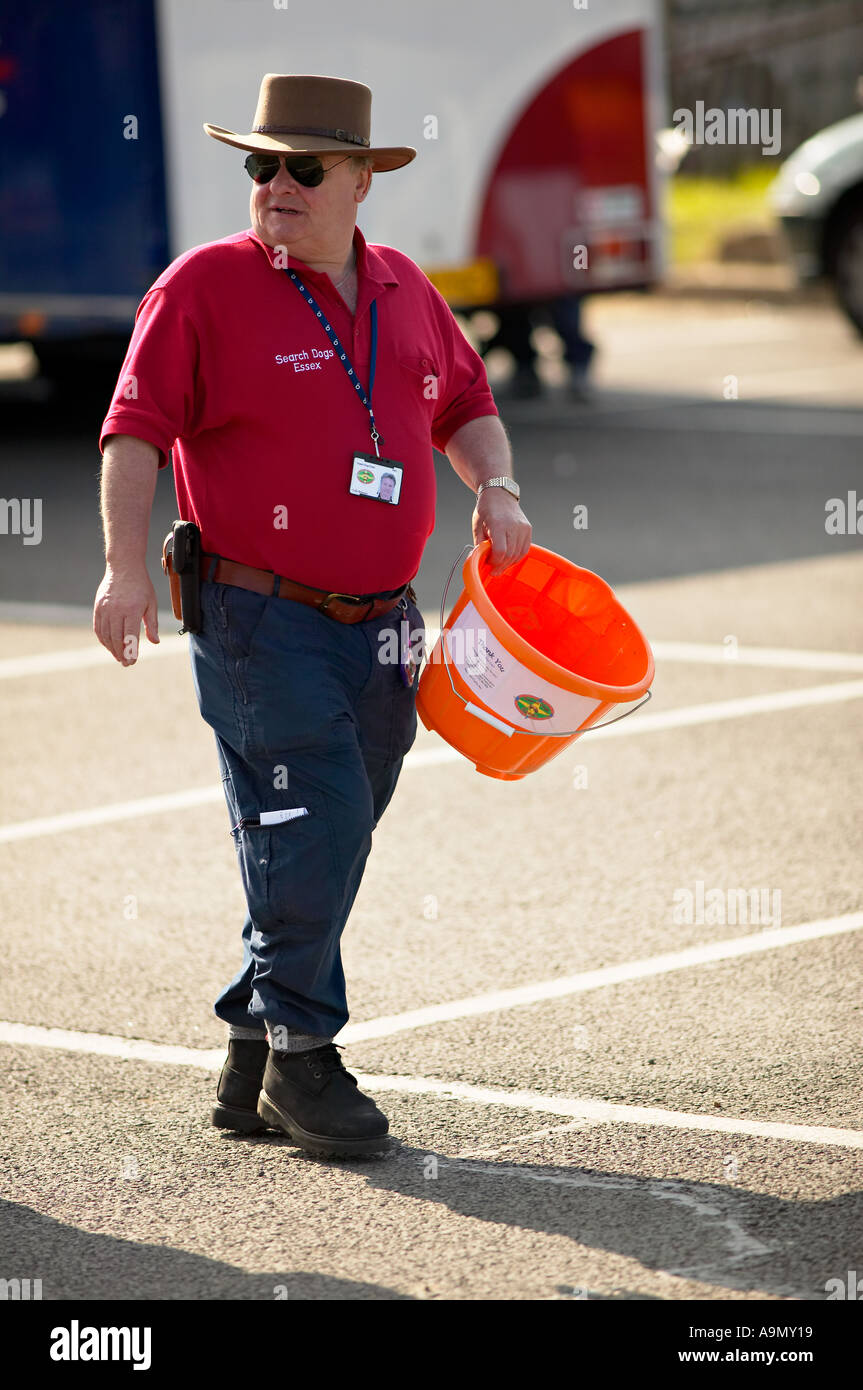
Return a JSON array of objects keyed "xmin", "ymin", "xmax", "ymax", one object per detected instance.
[{"xmin": 234, "ymin": 791, "xmax": 342, "ymax": 927}]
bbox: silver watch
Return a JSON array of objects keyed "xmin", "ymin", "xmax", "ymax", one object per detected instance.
[{"xmin": 476, "ymin": 476, "xmax": 520, "ymax": 502}]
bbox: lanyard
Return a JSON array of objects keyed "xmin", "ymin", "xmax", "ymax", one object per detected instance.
[{"xmin": 284, "ymin": 268, "xmax": 381, "ymax": 455}]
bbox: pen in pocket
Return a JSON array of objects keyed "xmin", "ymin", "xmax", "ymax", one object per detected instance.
[{"xmin": 232, "ymin": 808, "xmax": 310, "ymax": 832}]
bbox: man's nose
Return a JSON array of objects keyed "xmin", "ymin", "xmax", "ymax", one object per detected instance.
[{"xmin": 269, "ymin": 159, "xmax": 303, "ymax": 193}]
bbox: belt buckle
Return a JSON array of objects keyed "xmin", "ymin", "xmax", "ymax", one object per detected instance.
[{"xmin": 318, "ymin": 591, "xmax": 374, "ymax": 621}]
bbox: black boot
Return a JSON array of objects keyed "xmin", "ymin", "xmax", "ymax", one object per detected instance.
[
  {"xmin": 212, "ymin": 1037, "xmax": 270, "ymax": 1133},
  {"xmin": 257, "ymin": 1043, "xmax": 390, "ymax": 1157}
]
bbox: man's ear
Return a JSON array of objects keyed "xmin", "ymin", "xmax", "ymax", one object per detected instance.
[{"xmin": 355, "ymin": 163, "xmax": 373, "ymax": 204}]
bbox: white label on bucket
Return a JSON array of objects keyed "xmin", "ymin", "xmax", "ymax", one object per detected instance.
[{"xmin": 447, "ymin": 601, "xmax": 603, "ymax": 735}]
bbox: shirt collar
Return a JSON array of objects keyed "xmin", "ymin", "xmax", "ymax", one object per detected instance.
[{"xmin": 247, "ymin": 224, "xmax": 398, "ymax": 292}]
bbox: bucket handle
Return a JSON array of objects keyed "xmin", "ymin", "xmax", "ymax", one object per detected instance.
[
  {"xmin": 434, "ymin": 544, "xmax": 652, "ymax": 738},
  {"xmin": 582, "ymin": 687, "xmax": 652, "ymax": 731}
]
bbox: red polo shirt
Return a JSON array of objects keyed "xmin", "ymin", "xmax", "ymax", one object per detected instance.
[{"xmin": 100, "ymin": 226, "xmax": 498, "ymax": 593}]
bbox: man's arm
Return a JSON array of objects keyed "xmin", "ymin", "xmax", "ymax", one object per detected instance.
[
  {"xmin": 444, "ymin": 414, "xmax": 532, "ymax": 574},
  {"xmin": 93, "ymin": 434, "xmax": 161, "ymax": 666}
]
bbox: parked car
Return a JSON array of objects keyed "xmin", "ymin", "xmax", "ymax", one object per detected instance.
[{"xmin": 771, "ymin": 111, "xmax": 863, "ymax": 335}]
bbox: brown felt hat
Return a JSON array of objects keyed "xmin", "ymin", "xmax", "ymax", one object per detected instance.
[{"xmin": 204, "ymin": 73, "xmax": 416, "ymax": 172}]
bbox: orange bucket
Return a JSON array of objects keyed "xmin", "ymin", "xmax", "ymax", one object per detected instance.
[{"xmin": 416, "ymin": 542, "xmax": 654, "ymax": 780}]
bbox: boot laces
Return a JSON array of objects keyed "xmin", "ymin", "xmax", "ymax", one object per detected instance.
[{"xmin": 306, "ymin": 1042, "xmax": 357, "ymax": 1084}]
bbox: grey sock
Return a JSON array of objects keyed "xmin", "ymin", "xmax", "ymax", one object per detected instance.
[
  {"xmin": 266, "ymin": 1021, "xmax": 334, "ymax": 1053},
  {"xmin": 228, "ymin": 1024, "xmax": 268, "ymax": 1041}
]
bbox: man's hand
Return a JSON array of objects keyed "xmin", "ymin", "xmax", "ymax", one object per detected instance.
[
  {"xmin": 443, "ymin": 416, "xmax": 531, "ymax": 574},
  {"xmin": 94, "ymin": 563, "xmax": 160, "ymax": 666},
  {"xmin": 472, "ymin": 487, "xmax": 532, "ymax": 575}
]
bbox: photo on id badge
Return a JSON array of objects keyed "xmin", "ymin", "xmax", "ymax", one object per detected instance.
[{"xmin": 350, "ymin": 453, "xmax": 403, "ymax": 505}]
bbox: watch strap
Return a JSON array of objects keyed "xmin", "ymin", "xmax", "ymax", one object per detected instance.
[{"xmin": 477, "ymin": 476, "xmax": 520, "ymax": 500}]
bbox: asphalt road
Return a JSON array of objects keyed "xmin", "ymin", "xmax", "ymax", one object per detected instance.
[
  {"xmin": 0, "ymin": 293, "xmax": 862, "ymax": 615},
  {"xmin": 0, "ymin": 293, "xmax": 862, "ymax": 1310}
]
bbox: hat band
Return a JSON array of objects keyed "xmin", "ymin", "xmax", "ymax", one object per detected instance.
[{"xmin": 253, "ymin": 124, "xmax": 371, "ymax": 148}]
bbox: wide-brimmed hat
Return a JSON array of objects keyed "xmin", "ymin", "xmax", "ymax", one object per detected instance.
[{"xmin": 204, "ymin": 73, "xmax": 416, "ymax": 173}]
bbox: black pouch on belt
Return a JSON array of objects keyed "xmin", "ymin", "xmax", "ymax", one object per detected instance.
[{"xmin": 161, "ymin": 520, "xmax": 202, "ymax": 634}]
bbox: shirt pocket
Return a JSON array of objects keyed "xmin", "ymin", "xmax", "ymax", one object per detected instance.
[{"xmin": 399, "ymin": 354, "xmax": 442, "ymax": 415}]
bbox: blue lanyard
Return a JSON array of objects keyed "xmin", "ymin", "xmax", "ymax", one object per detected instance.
[{"xmin": 284, "ymin": 268, "xmax": 381, "ymax": 454}]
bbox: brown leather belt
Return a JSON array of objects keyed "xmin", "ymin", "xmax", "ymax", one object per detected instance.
[{"xmin": 200, "ymin": 553, "xmax": 413, "ymax": 624}]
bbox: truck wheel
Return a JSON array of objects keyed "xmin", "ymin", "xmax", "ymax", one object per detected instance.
[{"xmin": 832, "ymin": 204, "xmax": 863, "ymax": 337}]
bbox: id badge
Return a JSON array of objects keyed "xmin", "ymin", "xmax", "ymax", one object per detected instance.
[{"xmin": 350, "ymin": 452, "xmax": 403, "ymax": 505}]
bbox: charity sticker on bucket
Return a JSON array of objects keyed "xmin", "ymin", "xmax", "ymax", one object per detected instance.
[
  {"xmin": 416, "ymin": 541, "xmax": 655, "ymax": 780},
  {"xmin": 449, "ymin": 600, "xmax": 603, "ymax": 736}
]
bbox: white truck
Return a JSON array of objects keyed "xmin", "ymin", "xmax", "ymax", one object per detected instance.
[{"xmin": 0, "ymin": 0, "xmax": 666, "ymax": 382}]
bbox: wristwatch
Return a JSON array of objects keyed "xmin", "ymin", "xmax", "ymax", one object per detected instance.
[{"xmin": 476, "ymin": 476, "xmax": 520, "ymax": 501}]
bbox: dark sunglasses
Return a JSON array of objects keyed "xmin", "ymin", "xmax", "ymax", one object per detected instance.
[{"xmin": 243, "ymin": 152, "xmax": 351, "ymax": 187}]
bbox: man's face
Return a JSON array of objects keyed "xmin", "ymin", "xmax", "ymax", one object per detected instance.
[
  {"xmin": 250, "ymin": 154, "xmax": 372, "ymax": 257},
  {"xmin": 379, "ymin": 474, "xmax": 395, "ymax": 501}
]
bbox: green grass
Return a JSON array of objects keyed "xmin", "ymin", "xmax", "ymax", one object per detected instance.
[{"xmin": 668, "ymin": 166, "xmax": 779, "ymax": 264}]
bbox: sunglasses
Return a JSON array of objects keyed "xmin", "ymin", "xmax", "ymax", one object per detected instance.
[{"xmin": 244, "ymin": 152, "xmax": 352, "ymax": 187}]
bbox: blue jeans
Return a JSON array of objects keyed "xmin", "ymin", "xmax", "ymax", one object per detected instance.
[
  {"xmin": 188, "ymin": 580, "xmax": 422, "ymax": 1038},
  {"xmin": 548, "ymin": 296, "xmax": 595, "ymax": 374}
]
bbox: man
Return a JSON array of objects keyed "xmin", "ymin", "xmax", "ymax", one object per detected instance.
[
  {"xmin": 377, "ymin": 472, "xmax": 397, "ymax": 502},
  {"xmin": 479, "ymin": 297, "xmax": 596, "ymax": 401},
  {"xmin": 94, "ymin": 74, "xmax": 530, "ymax": 1158}
]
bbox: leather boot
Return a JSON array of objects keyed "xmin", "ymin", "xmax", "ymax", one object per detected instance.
[
  {"xmin": 257, "ymin": 1043, "xmax": 390, "ymax": 1157},
  {"xmin": 212, "ymin": 1037, "xmax": 269, "ymax": 1133}
]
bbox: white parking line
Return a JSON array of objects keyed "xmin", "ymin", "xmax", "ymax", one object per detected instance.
[
  {"xmin": 0, "ymin": 1018, "xmax": 858, "ymax": 1151},
  {"xmin": 0, "ymin": 633, "xmax": 184, "ymax": 678},
  {"xmin": 650, "ymin": 642, "xmax": 863, "ymax": 673},
  {"xmin": 0, "ymin": 601, "xmax": 100, "ymax": 626},
  {"xmin": 0, "ymin": 1020, "xmax": 225, "ymax": 1069},
  {"xmin": 0, "ymin": 786, "xmax": 224, "ymax": 843},
  {"xmin": 593, "ymin": 678, "xmax": 863, "ymax": 740},
  {"xmin": 424, "ymin": 1159, "xmax": 773, "ymax": 1278},
  {"xmin": 338, "ymin": 913, "xmax": 863, "ymax": 1043},
  {"xmin": 1, "ymin": 633, "xmax": 861, "ymax": 680},
  {"xmin": 2, "ymin": 679, "xmax": 862, "ymax": 843},
  {"xmin": 363, "ymin": 1074, "xmax": 863, "ymax": 1151}
]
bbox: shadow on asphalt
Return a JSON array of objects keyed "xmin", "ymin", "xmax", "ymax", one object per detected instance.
[
  {"xmin": 216, "ymin": 1134, "xmax": 860, "ymax": 1301},
  {"xmin": 0, "ymin": 1185, "xmax": 661, "ymax": 1300},
  {"xmin": 0, "ymin": 1197, "xmax": 415, "ymax": 1300}
]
